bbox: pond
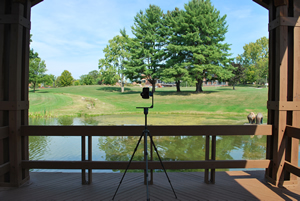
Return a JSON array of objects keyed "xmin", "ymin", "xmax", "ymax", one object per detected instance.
[{"xmin": 29, "ymin": 115, "xmax": 300, "ymax": 173}]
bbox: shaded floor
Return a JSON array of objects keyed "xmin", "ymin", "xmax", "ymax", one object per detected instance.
[{"xmin": 1, "ymin": 171, "xmax": 299, "ymax": 200}]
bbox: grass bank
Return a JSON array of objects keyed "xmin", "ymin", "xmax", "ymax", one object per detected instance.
[{"xmin": 29, "ymin": 85, "xmax": 268, "ymax": 124}]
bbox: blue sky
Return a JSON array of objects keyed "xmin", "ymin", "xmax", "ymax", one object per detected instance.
[{"xmin": 30, "ymin": 0, "xmax": 268, "ymax": 79}]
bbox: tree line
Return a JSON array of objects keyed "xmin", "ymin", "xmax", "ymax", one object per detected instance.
[{"xmin": 29, "ymin": 0, "xmax": 268, "ymax": 93}]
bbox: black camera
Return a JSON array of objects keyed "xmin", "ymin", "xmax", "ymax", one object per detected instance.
[{"xmin": 140, "ymin": 87, "xmax": 153, "ymax": 99}]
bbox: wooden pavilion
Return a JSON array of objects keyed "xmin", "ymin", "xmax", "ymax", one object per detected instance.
[{"xmin": 0, "ymin": 0, "xmax": 299, "ymax": 198}]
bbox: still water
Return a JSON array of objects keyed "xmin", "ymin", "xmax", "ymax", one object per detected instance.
[{"xmin": 29, "ymin": 115, "xmax": 300, "ymax": 173}]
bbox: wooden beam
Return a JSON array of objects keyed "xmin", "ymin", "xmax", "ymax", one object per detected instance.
[
  {"xmin": 0, "ymin": 162, "xmax": 10, "ymax": 176},
  {"xmin": 21, "ymin": 125, "xmax": 273, "ymax": 137},
  {"xmin": 253, "ymin": 0, "xmax": 270, "ymax": 9},
  {"xmin": 284, "ymin": 161, "xmax": 300, "ymax": 177},
  {"xmin": 0, "ymin": 101, "xmax": 29, "ymax": 111},
  {"xmin": 269, "ymin": 17, "xmax": 300, "ymax": 31},
  {"xmin": 267, "ymin": 101, "xmax": 300, "ymax": 110},
  {"xmin": 21, "ymin": 160, "xmax": 271, "ymax": 170},
  {"xmin": 0, "ymin": 15, "xmax": 31, "ymax": 29},
  {"xmin": 0, "ymin": 126, "xmax": 8, "ymax": 140},
  {"xmin": 286, "ymin": 126, "xmax": 300, "ymax": 140}
]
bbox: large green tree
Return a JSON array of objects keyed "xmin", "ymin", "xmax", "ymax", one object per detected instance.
[
  {"xmin": 124, "ymin": 5, "xmax": 166, "ymax": 93},
  {"xmin": 99, "ymin": 29, "xmax": 130, "ymax": 92},
  {"xmin": 178, "ymin": 0, "xmax": 233, "ymax": 93},
  {"xmin": 59, "ymin": 70, "xmax": 74, "ymax": 87},
  {"xmin": 237, "ymin": 36, "xmax": 268, "ymax": 85},
  {"xmin": 161, "ymin": 8, "xmax": 190, "ymax": 92},
  {"xmin": 29, "ymin": 57, "xmax": 47, "ymax": 92}
]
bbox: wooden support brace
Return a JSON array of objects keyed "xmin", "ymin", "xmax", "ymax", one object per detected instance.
[
  {"xmin": 286, "ymin": 126, "xmax": 300, "ymax": 139},
  {"xmin": 269, "ymin": 17, "xmax": 300, "ymax": 31},
  {"xmin": 0, "ymin": 101, "xmax": 29, "ymax": 111},
  {"xmin": 284, "ymin": 161, "xmax": 300, "ymax": 177},
  {"xmin": 0, "ymin": 15, "xmax": 30, "ymax": 29}
]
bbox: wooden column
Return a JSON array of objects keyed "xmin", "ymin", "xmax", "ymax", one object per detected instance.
[
  {"xmin": 266, "ymin": 0, "xmax": 299, "ymax": 186},
  {"xmin": 0, "ymin": 0, "xmax": 31, "ymax": 187}
]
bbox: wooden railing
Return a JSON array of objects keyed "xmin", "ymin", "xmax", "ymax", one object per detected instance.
[
  {"xmin": 10, "ymin": 125, "xmax": 272, "ymax": 184},
  {"xmin": 284, "ymin": 126, "xmax": 300, "ymax": 178}
]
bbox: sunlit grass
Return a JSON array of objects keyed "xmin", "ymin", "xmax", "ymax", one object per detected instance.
[{"xmin": 29, "ymin": 85, "xmax": 268, "ymax": 124}]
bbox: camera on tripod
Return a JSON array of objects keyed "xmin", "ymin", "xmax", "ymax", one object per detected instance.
[{"xmin": 140, "ymin": 87, "xmax": 153, "ymax": 99}]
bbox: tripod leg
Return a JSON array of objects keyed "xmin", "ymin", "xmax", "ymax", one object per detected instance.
[
  {"xmin": 112, "ymin": 133, "xmax": 144, "ymax": 200},
  {"xmin": 148, "ymin": 132, "xmax": 177, "ymax": 199}
]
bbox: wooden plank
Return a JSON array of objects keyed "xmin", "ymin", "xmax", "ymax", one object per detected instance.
[
  {"xmin": 269, "ymin": 17, "xmax": 300, "ymax": 31},
  {"xmin": 291, "ymin": 0, "xmax": 300, "ymax": 183},
  {"xmin": 0, "ymin": 15, "xmax": 30, "ymax": 29},
  {"xmin": 272, "ymin": 4, "xmax": 289, "ymax": 185},
  {"xmin": 286, "ymin": 126, "xmax": 300, "ymax": 139},
  {"xmin": 21, "ymin": 125, "xmax": 273, "ymax": 136},
  {"xmin": 266, "ymin": 0, "xmax": 275, "ymax": 179},
  {"xmin": 0, "ymin": 162, "xmax": 10, "ymax": 176},
  {"xmin": 0, "ymin": 126, "xmax": 8, "ymax": 140},
  {"xmin": 0, "ymin": 101, "xmax": 29, "ymax": 110},
  {"xmin": 267, "ymin": 101, "xmax": 300, "ymax": 110},
  {"xmin": 21, "ymin": 160, "xmax": 271, "ymax": 169},
  {"xmin": 284, "ymin": 161, "xmax": 300, "ymax": 177}
]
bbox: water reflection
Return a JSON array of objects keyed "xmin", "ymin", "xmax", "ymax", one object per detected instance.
[
  {"xmin": 97, "ymin": 135, "xmax": 267, "ymax": 172},
  {"xmin": 28, "ymin": 116, "xmax": 299, "ymax": 172}
]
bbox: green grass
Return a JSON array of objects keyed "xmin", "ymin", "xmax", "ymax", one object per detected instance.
[{"xmin": 29, "ymin": 85, "xmax": 268, "ymax": 124}]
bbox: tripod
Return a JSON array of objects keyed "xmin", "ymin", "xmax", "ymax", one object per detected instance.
[{"xmin": 112, "ymin": 107, "xmax": 177, "ymax": 201}]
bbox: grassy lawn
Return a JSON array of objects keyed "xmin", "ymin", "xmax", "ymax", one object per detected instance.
[{"xmin": 29, "ymin": 85, "xmax": 268, "ymax": 124}]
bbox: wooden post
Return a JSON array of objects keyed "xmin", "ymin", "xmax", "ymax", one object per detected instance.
[
  {"xmin": 265, "ymin": 0, "xmax": 299, "ymax": 186},
  {"xmin": 205, "ymin": 135, "xmax": 210, "ymax": 184},
  {"xmin": 81, "ymin": 136, "xmax": 86, "ymax": 184},
  {"xmin": 210, "ymin": 136, "xmax": 216, "ymax": 184},
  {"xmin": 288, "ymin": 0, "xmax": 300, "ymax": 184},
  {"xmin": 0, "ymin": 0, "xmax": 31, "ymax": 187},
  {"xmin": 88, "ymin": 136, "xmax": 92, "ymax": 184}
]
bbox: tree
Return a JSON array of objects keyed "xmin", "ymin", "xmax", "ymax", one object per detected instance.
[
  {"xmin": 30, "ymin": 34, "xmax": 39, "ymax": 59},
  {"xmin": 55, "ymin": 76, "xmax": 62, "ymax": 87},
  {"xmin": 88, "ymin": 70, "xmax": 100, "ymax": 85},
  {"xmin": 228, "ymin": 63, "xmax": 245, "ymax": 90},
  {"xmin": 80, "ymin": 74, "xmax": 94, "ymax": 85},
  {"xmin": 124, "ymin": 5, "xmax": 166, "ymax": 93},
  {"xmin": 29, "ymin": 57, "xmax": 47, "ymax": 92},
  {"xmin": 43, "ymin": 74, "xmax": 56, "ymax": 87},
  {"xmin": 59, "ymin": 70, "xmax": 73, "ymax": 87},
  {"xmin": 237, "ymin": 37, "xmax": 268, "ymax": 85},
  {"xmin": 177, "ymin": 0, "xmax": 233, "ymax": 93},
  {"xmin": 99, "ymin": 29, "xmax": 130, "ymax": 92},
  {"xmin": 99, "ymin": 66, "xmax": 119, "ymax": 85},
  {"xmin": 161, "ymin": 8, "xmax": 190, "ymax": 92}
]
